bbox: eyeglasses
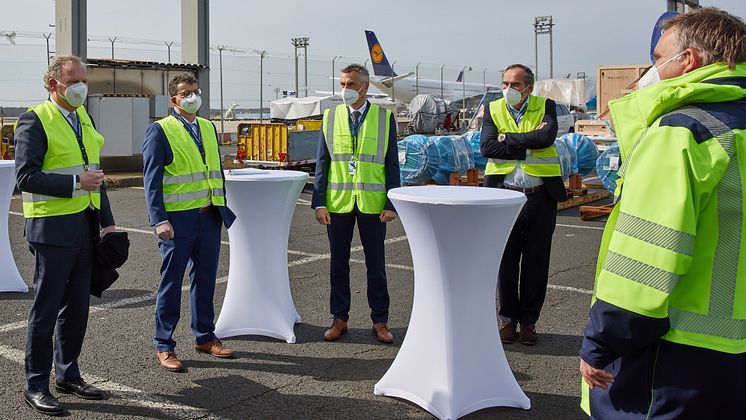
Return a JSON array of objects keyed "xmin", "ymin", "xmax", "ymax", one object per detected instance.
[{"xmin": 176, "ymin": 88, "xmax": 202, "ymax": 97}]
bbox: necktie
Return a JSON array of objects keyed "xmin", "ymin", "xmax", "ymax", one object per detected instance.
[
  {"xmin": 68, "ymin": 112, "xmax": 80, "ymax": 138},
  {"xmin": 352, "ymin": 110, "xmax": 361, "ymax": 132}
]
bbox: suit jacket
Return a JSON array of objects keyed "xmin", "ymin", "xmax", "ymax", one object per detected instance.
[
  {"xmin": 142, "ymin": 115, "xmax": 236, "ymax": 230},
  {"xmin": 14, "ymin": 106, "xmax": 115, "ymax": 247},
  {"xmin": 311, "ymin": 101, "xmax": 401, "ymax": 211},
  {"xmin": 480, "ymin": 97, "xmax": 568, "ymax": 202}
]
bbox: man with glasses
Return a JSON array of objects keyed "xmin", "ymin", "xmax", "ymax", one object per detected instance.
[
  {"xmin": 15, "ymin": 55, "xmax": 116, "ymax": 415},
  {"xmin": 143, "ymin": 73, "xmax": 236, "ymax": 372},
  {"xmin": 480, "ymin": 64, "xmax": 567, "ymax": 346}
]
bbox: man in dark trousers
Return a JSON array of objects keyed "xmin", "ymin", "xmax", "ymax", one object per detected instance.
[
  {"xmin": 480, "ymin": 64, "xmax": 567, "ymax": 345},
  {"xmin": 312, "ymin": 64, "xmax": 400, "ymax": 343},
  {"xmin": 143, "ymin": 73, "xmax": 236, "ymax": 372},
  {"xmin": 15, "ymin": 55, "xmax": 116, "ymax": 415}
]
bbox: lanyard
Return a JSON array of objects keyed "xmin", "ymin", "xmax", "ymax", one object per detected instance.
[
  {"xmin": 58, "ymin": 108, "xmax": 89, "ymax": 167},
  {"xmin": 349, "ymin": 105, "xmax": 369, "ymax": 159},
  {"xmin": 174, "ymin": 113, "xmax": 203, "ymax": 149}
]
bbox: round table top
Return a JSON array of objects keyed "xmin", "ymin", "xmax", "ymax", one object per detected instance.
[
  {"xmin": 388, "ymin": 185, "xmax": 526, "ymax": 206},
  {"xmin": 0, "ymin": 160, "xmax": 14, "ymax": 168},
  {"xmin": 224, "ymin": 168, "xmax": 309, "ymax": 182}
]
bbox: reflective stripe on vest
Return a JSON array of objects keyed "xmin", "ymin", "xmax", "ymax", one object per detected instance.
[
  {"xmin": 22, "ymin": 101, "xmax": 103, "ymax": 218},
  {"xmin": 484, "ymin": 96, "xmax": 561, "ymax": 177},
  {"xmin": 322, "ymin": 104, "xmax": 390, "ymax": 214},
  {"xmin": 664, "ymin": 107, "xmax": 746, "ymax": 341},
  {"xmin": 156, "ymin": 115, "xmax": 226, "ymax": 211}
]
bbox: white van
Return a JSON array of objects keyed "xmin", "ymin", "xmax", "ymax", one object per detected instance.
[{"xmin": 555, "ymin": 103, "xmax": 575, "ymax": 135}]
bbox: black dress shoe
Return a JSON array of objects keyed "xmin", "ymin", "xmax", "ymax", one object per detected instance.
[
  {"xmin": 23, "ymin": 390, "xmax": 64, "ymax": 416},
  {"xmin": 55, "ymin": 378, "xmax": 103, "ymax": 400}
]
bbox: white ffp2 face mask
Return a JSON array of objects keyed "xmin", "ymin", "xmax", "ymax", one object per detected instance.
[
  {"xmin": 502, "ymin": 86, "xmax": 526, "ymax": 107},
  {"xmin": 178, "ymin": 93, "xmax": 202, "ymax": 114},
  {"xmin": 59, "ymin": 81, "xmax": 88, "ymax": 108},
  {"xmin": 341, "ymin": 85, "xmax": 365, "ymax": 106},
  {"xmin": 638, "ymin": 51, "xmax": 686, "ymax": 90}
]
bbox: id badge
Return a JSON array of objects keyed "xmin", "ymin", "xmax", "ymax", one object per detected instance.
[{"xmin": 348, "ymin": 160, "xmax": 357, "ymax": 176}]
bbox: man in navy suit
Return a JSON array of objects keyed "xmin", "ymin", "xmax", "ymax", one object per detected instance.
[
  {"xmin": 312, "ymin": 64, "xmax": 400, "ymax": 343},
  {"xmin": 15, "ymin": 55, "xmax": 116, "ymax": 415},
  {"xmin": 143, "ymin": 73, "xmax": 236, "ymax": 372}
]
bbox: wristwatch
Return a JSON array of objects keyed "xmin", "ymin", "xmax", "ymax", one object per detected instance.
[
  {"xmin": 498, "ymin": 133, "xmax": 507, "ymax": 143},
  {"xmin": 75, "ymin": 175, "xmax": 81, "ymax": 190}
]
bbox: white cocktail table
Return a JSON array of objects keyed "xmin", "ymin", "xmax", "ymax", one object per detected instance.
[
  {"xmin": 214, "ymin": 168, "xmax": 308, "ymax": 343},
  {"xmin": 0, "ymin": 160, "xmax": 27, "ymax": 292},
  {"xmin": 374, "ymin": 185, "xmax": 530, "ymax": 419}
]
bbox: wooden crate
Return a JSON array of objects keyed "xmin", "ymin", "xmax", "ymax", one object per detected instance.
[
  {"xmin": 575, "ymin": 120, "xmax": 612, "ymax": 137},
  {"xmin": 449, "ymin": 169, "xmax": 481, "ymax": 186},
  {"xmin": 596, "ymin": 64, "xmax": 649, "ymax": 118}
]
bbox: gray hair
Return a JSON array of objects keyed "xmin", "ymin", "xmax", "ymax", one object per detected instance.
[
  {"xmin": 341, "ymin": 64, "xmax": 369, "ymax": 82},
  {"xmin": 663, "ymin": 7, "xmax": 746, "ymax": 69},
  {"xmin": 43, "ymin": 55, "xmax": 85, "ymax": 92}
]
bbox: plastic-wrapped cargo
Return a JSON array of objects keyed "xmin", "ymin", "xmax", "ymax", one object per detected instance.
[
  {"xmin": 462, "ymin": 130, "xmax": 487, "ymax": 170},
  {"xmin": 557, "ymin": 133, "xmax": 599, "ymax": 177},
  {"xmin": 596, "ymin": 142, "xmax": 621, "ymax": 193},
  {"xmin": 408, "ymin": 94, "xmax": 459, "ymax": 134},
  {"xmin": 431, "ymin": 135, "xmax": 474, "ymax": 184},
  {"xmin": 397, "ymin": 135, "xmax": 441, "ymax": 185},
  {"xmin": 553, "ymin": 139, "xmax": 575, "ymax": 180}
]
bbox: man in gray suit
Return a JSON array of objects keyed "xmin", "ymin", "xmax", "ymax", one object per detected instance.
[{"xmin": 14, "ymin": 55, "xmax": 116, "ymax": 416}]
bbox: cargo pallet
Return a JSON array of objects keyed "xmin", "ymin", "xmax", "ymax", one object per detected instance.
[{"xmin": 579, "ymin": 204, "xmax": 614, "ymax": 221}]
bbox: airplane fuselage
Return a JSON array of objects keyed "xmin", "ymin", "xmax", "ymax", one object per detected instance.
[{"xmin": 370, "ymin": 76, "xmax": 499, "ymax": 105}]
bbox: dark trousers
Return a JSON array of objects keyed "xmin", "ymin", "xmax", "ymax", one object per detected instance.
[
  {"xmin": 590, "ymin": 340, "xmax": 746, "ymax": 419},
  {"xmin": 154, "ymin": 208, "xmax": 222, "ymax": 352},
  {"xmin": 327, "ymin": 210, "xmax": 389, "ymax": 323},
  {"xmin": 497, "ymin": 188, "xmax": 557, "ymax": 325},
  {"xmin": 25, "ymin": 220, "xmax": 93, "ymax": 392}
]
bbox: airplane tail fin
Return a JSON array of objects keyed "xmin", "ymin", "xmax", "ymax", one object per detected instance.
[
  {"xmin": 365, "ymin": 30, "xmax": 396, "ymax": 77},
  {"xmin": 456, "ymin": 70, "xmax": 463, "ymax": 83}
]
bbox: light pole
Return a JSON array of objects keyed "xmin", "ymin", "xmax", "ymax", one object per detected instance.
[
  {"xmin": 332, "ymin": 56, "xmax": 339, "ymax": 95},
  {"xmin": 165, "ymin": 41, "xmax": 174, "ymax": 63},
  {"xmin": 440, "ymin": 64, "xmax": 446, "ymax": 99},
  {"xmin": 217, "ymin": 46, "xmax": 225, "ymax": 138},
  {"xmin": 461, "ymin": 66, "xmax": 468, "ymax": 112},
  {"xmin": 107, "ymin": 36, "xmax": 118, "ymax": 59},
  {"xmin": 258, "ymin": 50, "xmax": 266, "ymax": 121},
  {"xmin": 274, "ymin": 87, "xmax": 280, "ymax": 99},
  {"xmin": 534, "ymin": 16, "xmax": 554, "ymax": 80},
  {"xmin": 483, "ymin": 67, "xmax": 487, "ymax": 91},
  {"xmin": 291, "ymin": 37, "xmax": 310, "ymax": 97},
  {"xmin": 43, "ymin": 33, "xmax": 53, "ymax": 65},
  {"xmin": 364, "ymin": 58, "xmax": 369, "ymax": 69},
  {"xmin": 415, "ymin": 62, "xmax": 421, "ymax": 96}
]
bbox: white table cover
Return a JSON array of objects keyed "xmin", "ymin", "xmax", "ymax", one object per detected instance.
[
  {"xmin": 214, "ymin": 169, "xmax": 308, "ymax": 343},
  {"xmin": 374, "ymin": 185, "xmax": 530, "ymax": 419},
  {"xmin": 0, "ymin": 160, "xmax": 27, "ymax": 292}
]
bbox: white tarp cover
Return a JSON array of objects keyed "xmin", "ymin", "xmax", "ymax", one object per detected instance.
[
  {"xmin": 270, "ymin": 95, "xmax": 344, "ymax": 120},
  {"xmin": 535, "ymin": 79, "xmax": 596, "ymax": 108}
]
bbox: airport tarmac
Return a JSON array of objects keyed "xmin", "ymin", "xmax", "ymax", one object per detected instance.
[{"xmin": 0, "ymin": 186, "xmax": 608, "ymax": 419}]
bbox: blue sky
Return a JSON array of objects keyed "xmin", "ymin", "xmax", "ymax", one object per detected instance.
[{"xmin": 1, "ymin": 0, "xmax": 744, "ymax": 107}]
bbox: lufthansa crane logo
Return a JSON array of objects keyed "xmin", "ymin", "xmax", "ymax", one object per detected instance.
[{"xmin": 371, "ymin": 44, "xmax": 383, "ymax": 64}]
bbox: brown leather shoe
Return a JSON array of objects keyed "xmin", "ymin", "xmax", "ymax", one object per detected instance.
[
  {"xmin": 156, "ymin": 351, "xmax": 184, "ymax": 372},
  {"xmin": 519, "ymin": 324, "xmax": 538, "ymax": 345},
  {"xmin": 194, "ymin": 338, "xmax": 236, "ymax": 358},
  {"xmin": 372, "ymin": 322, "xmax": 394, "ymax": 344},
  {"xmin": 323, "ymin": 319, "xmax": 348, "ymax": 342},
  {"xmin": 499, "ymin": 322, "xmax": 517, "ymax": 344}
]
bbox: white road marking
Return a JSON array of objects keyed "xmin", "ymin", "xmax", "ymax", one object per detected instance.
[
  {"xmin": 0, "ymin": 343, "xmax": 217, "ymax": 418},
  {"xmin": 129, "ymin": 186, "xmax": 145, "ymax": 190},
  {"xmin": 296, "ymin": 198, "xmax": 312, "ymax": 205}
]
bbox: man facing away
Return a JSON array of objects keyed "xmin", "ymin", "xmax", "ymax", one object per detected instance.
[{"xmin": 579, "ymin": 8, "xmax": 746, "ymax": 418}]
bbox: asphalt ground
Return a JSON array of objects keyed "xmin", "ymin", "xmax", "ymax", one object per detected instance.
[{"xmin": 0, "ymin": 185, "xmax": 609, "ymax": 419}]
